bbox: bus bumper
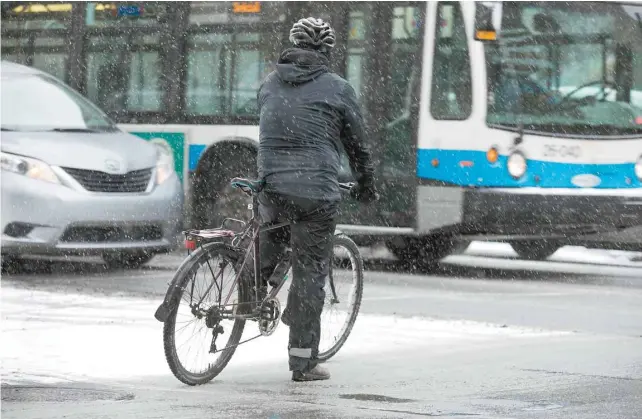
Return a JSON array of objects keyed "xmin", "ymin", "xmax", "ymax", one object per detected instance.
[{"xmin": 460, "ymin": 187, "xmax": 642, "ymax": 241}]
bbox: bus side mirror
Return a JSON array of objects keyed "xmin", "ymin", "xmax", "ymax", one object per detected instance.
[{"xmin": 474, "ymin": 2, "xmax": 501, "ymax": 42}]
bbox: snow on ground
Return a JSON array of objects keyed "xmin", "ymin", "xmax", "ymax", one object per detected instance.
[
  {"xmin": 463, "ymin": 242, "xmax": 642, "ymax": 266},
  {"xmin": 437, "ymin": 242, "xmax": 642, "ymax": 277},
  {"xmin": 1, "ymin": 287, "xmax": 569, "ymax": 386},
  {"xmin": 361, "ymin": 241, "xmax": 642, "ymax": 267}
]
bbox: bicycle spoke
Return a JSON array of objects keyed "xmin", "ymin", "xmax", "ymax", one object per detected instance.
[{"xmin": 170, "ymin": 251, "xmax": 243, "ymax": 377}]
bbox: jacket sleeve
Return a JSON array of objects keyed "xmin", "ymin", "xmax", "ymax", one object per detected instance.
[
  {"xmin": 256, "ymin": 80, "xmax": 265, "ymax": 113},
  {"xmin": 340, "ymin": 82, "xmax": 375, "ymax": 184}
]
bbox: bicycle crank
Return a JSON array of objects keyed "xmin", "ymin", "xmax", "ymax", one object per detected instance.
[{"xmin": 258, "ymin": 297, "xmax": 281, "ymax": 336}]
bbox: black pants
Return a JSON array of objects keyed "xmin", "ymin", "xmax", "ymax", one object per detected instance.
[{"xmin": 258, "ymin": 191, "xmax": 338, "ymax": 372}]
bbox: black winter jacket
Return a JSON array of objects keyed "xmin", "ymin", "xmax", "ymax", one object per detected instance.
[{"xmin": 257, "ymin": 48, "xmax": 375, "ymax": 202}]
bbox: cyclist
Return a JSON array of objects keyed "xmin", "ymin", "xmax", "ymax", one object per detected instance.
[{"xmin": 257, "ymin": 17, "xmax": 378, "ymax": 381}]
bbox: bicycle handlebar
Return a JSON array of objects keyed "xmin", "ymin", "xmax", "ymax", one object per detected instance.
[{"xmin": 339, "ymin": 181, "xmax": 380, "ymax": 202}]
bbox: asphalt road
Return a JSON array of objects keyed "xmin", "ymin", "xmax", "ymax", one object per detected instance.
[{"xmin": 2, "ymin": 245, "xmax": 642, "ymax": 419}]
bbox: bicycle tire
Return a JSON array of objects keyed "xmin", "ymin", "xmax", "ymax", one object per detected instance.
[
  {"xmin": 162, "ymin": 242, "xmax": 251, "ymax": 385},
  {"xmin": 316, "ymin": 233, "xmax": 364, "ymax": 362}
]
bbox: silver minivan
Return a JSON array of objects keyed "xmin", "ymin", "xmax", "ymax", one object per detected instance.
[{"xmin": 1, "ymin": 61, "xmax": 183, "ymax": 268}]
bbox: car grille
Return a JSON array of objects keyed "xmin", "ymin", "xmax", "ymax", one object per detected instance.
[
  {"xmin": 60, "ymin": 224, "xmax": 164, "ymax": 243},
  {"xmin": 62, "ymin": 167, "xmax": 153, "ymax": 193}
]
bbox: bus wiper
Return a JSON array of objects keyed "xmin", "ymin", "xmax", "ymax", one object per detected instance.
[
  {"xmin": 49, "ymin": 128, "xmax": 100, "ymax": 133},
  {"xmin": 1, "ymin": 127, "xmax": 16, "ymax": 131},
  {"xmin": 514, "ymin": 121, "xmax": 524, "ymax": 146}
]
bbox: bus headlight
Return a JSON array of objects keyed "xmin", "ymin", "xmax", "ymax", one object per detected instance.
[
  {"xmin": 507, "ymin": 152, "xmax": 527, "ymax": 179},
  {"xmin": 635, "ymin": 156, "xmax": 642, "ymax": 181}
]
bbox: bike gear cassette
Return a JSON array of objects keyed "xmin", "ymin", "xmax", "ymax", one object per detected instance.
[{"xmin": 258, "ymin": 297, "xmax": 281, "ymax": 336}]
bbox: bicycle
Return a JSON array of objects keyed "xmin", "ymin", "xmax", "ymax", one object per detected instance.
[{"xmin": 154, "ymin": 177, "xmax": 365, "ymax": 386}]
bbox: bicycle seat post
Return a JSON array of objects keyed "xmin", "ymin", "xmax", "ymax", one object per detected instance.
[
  {"xmin": 251, "ymin": 191, "xmax": 259, "ymax": 220},
  {"xmin": 251, "ymin": 187, "xmax": 262, "ymax": 302}
]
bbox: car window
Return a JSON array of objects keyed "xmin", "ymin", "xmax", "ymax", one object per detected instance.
[{"xmin": 0, "ymin": 72, "xmax": 118, "ymax": 132}]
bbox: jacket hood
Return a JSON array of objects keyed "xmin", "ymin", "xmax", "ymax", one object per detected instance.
[{"xmin": 275, "ymin": 48, "xmax": 329, "ymax": 84}]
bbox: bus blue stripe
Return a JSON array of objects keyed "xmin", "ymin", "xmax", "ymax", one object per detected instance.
[
  {"xmin": 417, "ymin": 149, "xmax": 641, "ymax": 189},
  {"xmin": 189, "ymin": 144, "xmax": 207, "ymax": 171}
]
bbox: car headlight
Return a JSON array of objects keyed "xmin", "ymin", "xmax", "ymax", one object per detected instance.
[
  {"xmin": 635, "ymin": 156, "xmax": 642, "ymax": 181},
  {"xmin": 0, "ymin": 151, "xmax": 61, "ymax": 184},
  {"xmin": 507, "ymin": 151, "xmax": 527, "ymax": 179},
  {"xmin": 154, "ymin": 144, "xmax": 175, "ymax": 185}
]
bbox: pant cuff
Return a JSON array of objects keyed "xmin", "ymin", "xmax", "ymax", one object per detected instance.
[{"xmin": 289, "ymin": 347, "xmax": 312, "ymax": 358}]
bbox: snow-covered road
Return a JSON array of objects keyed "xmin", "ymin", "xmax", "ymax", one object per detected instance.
[
  {"xmin": 2, "ymin": 249, "xmax": 641, "ymax": 419},
  {"xmin": 1, "ymin": 287, "xmax": 569, "ymax": 386}
]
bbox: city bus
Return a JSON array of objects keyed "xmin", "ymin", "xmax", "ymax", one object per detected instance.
[{"xmin": 2, "ymin": 1, "xmax": 641, "ymax": 265}]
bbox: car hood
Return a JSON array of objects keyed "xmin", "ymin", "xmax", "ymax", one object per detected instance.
[{"xmin": 0, "ymin": 131, "xmax": 158, "ymax": 173}]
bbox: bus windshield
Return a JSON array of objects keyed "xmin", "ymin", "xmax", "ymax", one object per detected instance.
[{"xmin": 486, "ymin": 1, "xmax": 642, "ymax": 136}]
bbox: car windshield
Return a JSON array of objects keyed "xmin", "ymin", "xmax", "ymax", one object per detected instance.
[
  {"xmin": 1, "ymin": 71, "xmax": 119, "ymax": 132},
  {"xmin": 485, "ymin": 1, "xmax": 642, "ymax": 136}
]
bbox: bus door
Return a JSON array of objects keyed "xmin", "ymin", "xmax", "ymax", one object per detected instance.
[
  {"xmin": 336, "ymin": 2, "xmax": 426, "ymax": 235},
  {"xmin": 415, "ymin": 1, "xmax": 478, "ymax": 234}
]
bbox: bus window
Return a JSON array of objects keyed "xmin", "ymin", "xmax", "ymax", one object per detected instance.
[
  {"xmin": 1, "ymin": 2, "xmax": 71, "ymax": 30},
  {"xmin": 485, "ymin": 2, "xmax": 642, "ymax": 136},
  {"xmin": 1, "ymin": 2, "xmax": 71, "ymax": 82},
  {"xmin": 382, "ymin": 5, "xmax": 424, "ymax": 176},
  {"xmin": 185, "ymin": 22, "xmax": 278, "ymax": 118},
  {"xmin": 1, "ymin": 37, "xmax": 31, "ymax": 67},
  {"xmin": 190, "ymin": 1, "xmax": 285, "ymax": 25},
  {"xmin": 84, "ymin": 2, "xmax": 169, "ymax": 27},
  {"xmin": 430, "ymin": 1, "xmax": 472, "ymax": 120},
  {"xmin": 389, "ymin": 6, "xmax": 421, "ymax": 118},
  {"xmin": 230, "ymin": 47, "xmax": 265, "ymax": 116},
  {"xmin": 346, "ymin": 9, "xmax": 366, "ymax": 104},
  {"xmin": 337, "ymin": 3, "xmax": 372, "ymax": 185},
  {"xmin": 346, "ymin": 50, "xmax": 364, "ymax": 102},
  {"xmin": 230, "ymin": 32, "xmax": 277, "ymax": 116},
  {"xmin": 127, "ymin": 41, "xmax": 162, "ymax": 111},
  {"xmin": 632, "ymin": 50, "xmax": 642, "ymax": 109},
  {"xmin": 86, "ymin": 33, "xmax": 163, "ymax": 114},
  {"xmin": 368, "ymin": 3, "xmax": 424, "ymax": 229},
  {"xmin": 32, "ymin": 36, "xmax": 68, "ymax": 82},
  {"xmin": 185, "ymin": 31, "xmax": 273, "ymax": 117},
  {"xmin": 88, "ymin": 46, "xmax": 127, "ymax": 115},
  {"xmin": 186, "ymin": 33, "xmax": 231, "ymax": 116}
]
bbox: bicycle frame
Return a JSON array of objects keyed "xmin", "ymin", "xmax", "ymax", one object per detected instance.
[
  {"xmin": 175, "ymin": 181, "xmax": 354, "ymax": 323},
  {"xmin": 158, "ymin": 180, "xmax": 363, "ymax": 381},
  {"xmin": 237, "ymin": 190, "xmax": 293, "ymax": 312},
  {"xmin": 178, "ymin": 191, "xmax": 291, "ymax": 323}
]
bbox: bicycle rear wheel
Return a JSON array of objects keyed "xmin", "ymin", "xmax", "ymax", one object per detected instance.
[
  {"xmin": 317, "ymin": 233, "xmax": 364, "ymax": 361},
  {"xmin": 162, "ymin": 242, "xmax": 251, "ymax": 385}
]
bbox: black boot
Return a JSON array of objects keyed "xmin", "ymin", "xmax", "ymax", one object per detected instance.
[{"xmin": 292, "ymin": 365, "xmax": 330, "ymax": 382}]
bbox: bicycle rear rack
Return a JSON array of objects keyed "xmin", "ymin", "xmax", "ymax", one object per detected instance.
[{"xmin": 183, "ymin": 218, "xmax": 248, "ymax": 251}]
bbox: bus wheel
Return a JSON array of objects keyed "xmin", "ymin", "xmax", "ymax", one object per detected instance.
[
  {"xmin": 193, "ymin": 145, "xmax": 256, "ymax": 230},
  {"xmin": 510, "ymin": 240, "xmax": 560, "ymax": 261},
  {"xmin": 387, "ymin": 234, "xmax": 457, "ymax": 269}
]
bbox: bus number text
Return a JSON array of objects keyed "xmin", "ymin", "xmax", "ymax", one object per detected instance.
[{"xmin": 543, "ymin": 144, "xmax": 581, "ymax": 159}]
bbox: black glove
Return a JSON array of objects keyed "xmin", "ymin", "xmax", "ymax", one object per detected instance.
[{"xmin": 350, "ymin": 179, "xmax": 379, "ymax": 204}]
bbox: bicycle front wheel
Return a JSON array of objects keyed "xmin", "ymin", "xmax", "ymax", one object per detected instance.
[
  {"xmin": 317, "ymin": 233, "xmax": 364, "ymax": 362},
  {"xmin": 162, "ymin": 242, "xmax": 251, "ymax": 385}
]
